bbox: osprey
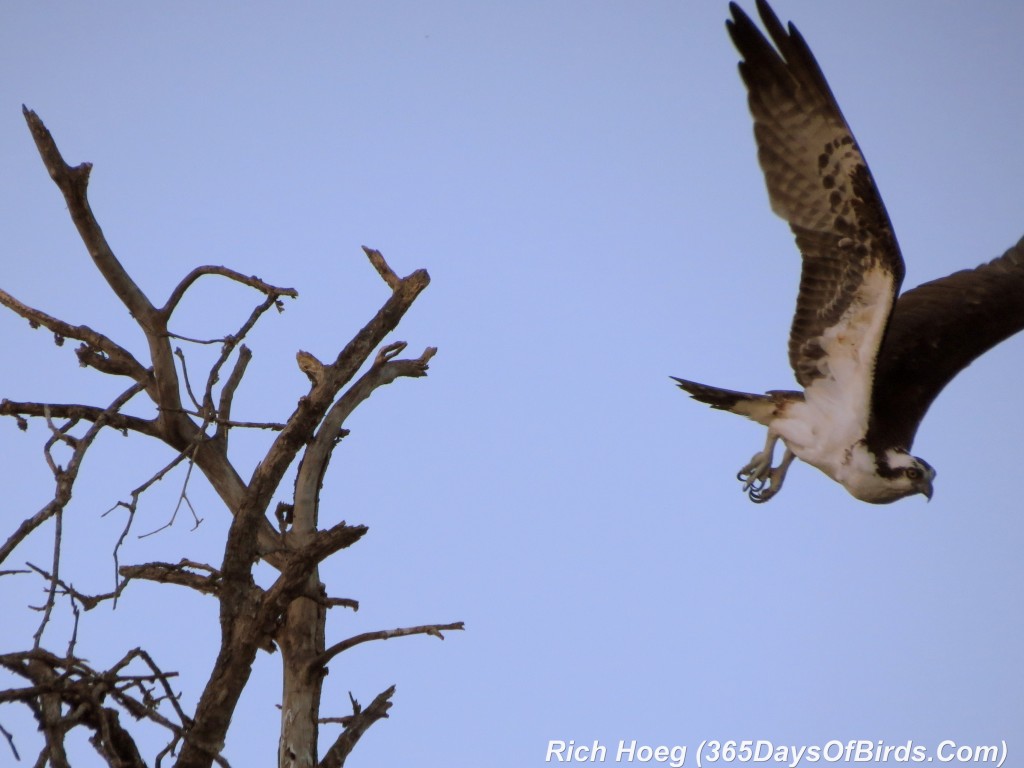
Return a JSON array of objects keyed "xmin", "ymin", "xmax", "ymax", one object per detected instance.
[{"xmin": 674, "ymin": 0, "xmax": 1024, "ymax": 503}]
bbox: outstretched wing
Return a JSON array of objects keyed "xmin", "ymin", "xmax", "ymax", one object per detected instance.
[
  {"xmin": 867, "ymin": 237, "xmax": 1024, "ymax": 451},
  {"xmin": 727, "ymin": 0, "xmax": 904, "ymax": 428}
]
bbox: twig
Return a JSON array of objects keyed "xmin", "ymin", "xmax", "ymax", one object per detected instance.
[
  {"xmin": 24, "ymin": 562, "xmax": 128, "ymax": 611},
  {"xmin": 66, "ymin": 600, "xmax": 81, "ymax": 659},
  {"xmin": 105, "ymin": 446, "xmax": 194, "ymax": 592},
  {"xmin": 211, "ymin": 418, "xmax": 284, "ymax": 430},
  {"xmin": 161, "ymin": 407, "xmax": 285, "ymax": 432},
  {"xmin": 214, "ymin": 345, "xmax": 252, "ymax": 446},
  {"xmin": 167, "ymin": 332, "xmax": 233, "ymax": 345},
  {"xmin": 0, "ymin": 500, "xmax": 61, "ymax": 570},
  {"xmin": 0, "ymin": 721, "xmax": 19, "ymax": 762},
  {"xmin": 174, "ymin": 348, "xmax": 203, "ymax": 413},
  {"xmin": 110, "ymin": 648, "xmax": 192, "ymax": 730},
  {"xmin": 41, "ymin": 406, "xmax": 79, "ymax": 475},
  {"xmin": 2, "ymin": 384, "xmax": 144, "ymax": 646},
  {"xmin": 138, "ymin": 450, "xmax": 203, "ymax": 538},
  {"xmin": 0, "ymin": 383, "xmax": 146, "ymax": 568},
  {"xmin": 202, "ymin": 294, "xmax": 281, "ymax": 415},
  {"xmin": 30, "ymin": 508, "xmax": 63, "ymax": 649}
]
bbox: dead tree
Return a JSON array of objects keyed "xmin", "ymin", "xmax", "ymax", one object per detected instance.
[{"xmin": 0, "ymin": 107, "xmax": 463, "ymax": 768}]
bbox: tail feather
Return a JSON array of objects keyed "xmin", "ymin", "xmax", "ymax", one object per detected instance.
[{"xmin": 671, "ymin": 376, "xmax": 785, "ymax": 426}]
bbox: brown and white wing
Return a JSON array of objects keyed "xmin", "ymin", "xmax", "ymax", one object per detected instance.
[
  {"xmin": 727, "ymin": 0, "xmax": 904, "ymax": 422},
  {"xmin": 867, "ymin": 237, "xmax": 1024, "ymax": 452}
]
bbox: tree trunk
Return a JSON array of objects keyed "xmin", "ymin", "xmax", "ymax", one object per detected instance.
[{"xmin": 278, "ymin": 572, "xmax": 326, "ymax": 768}]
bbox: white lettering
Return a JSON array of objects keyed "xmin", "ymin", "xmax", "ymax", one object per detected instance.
[
  {"xmin": 546, "ymin": 740, "xmax": 607, "ymax": 763},
  {"xmin": 822, "ymin": 740, "xmax": 845, "ymax": 761},
  {"xmin": 614, "ymin": 741, "xmax": 685, "ymax": 767},
  {"xmin": 786, "ymin": 745, "xmax": 807, "ymax": 767},
  {"xmin": 938, "ymin": 741, "xmax": 1001, "ymax": 763},
  {"xmin": 753, "ymin": 740, "xmax": 772, "ymax": 761},
  {"xmin": 667, "ymin": 746, "xmax": 687, "ymax": 767},
  {"xmin": 617, "ymin": 740, "xmax": 637, "ymax": 761},
  {"xmin": 547, "ymin": 741, "xmax": 568, "ymax": 762}
]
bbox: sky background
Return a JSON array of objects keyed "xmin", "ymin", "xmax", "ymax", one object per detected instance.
[{"xmin": 2, "ymin": 1, "xmax": 1023, "ymax": 766}]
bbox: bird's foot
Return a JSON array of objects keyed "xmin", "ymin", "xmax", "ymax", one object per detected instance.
[
  {"xmin": 736, "ymin": 447, "xmax": 793, "ymax": 503},
  {"xmin": 737, "ymin": 451, "xmax": 771, "ymax": 490},
  {"xmin": 747, "ymin": 466, "xmax": 786, "ymax": 503}
]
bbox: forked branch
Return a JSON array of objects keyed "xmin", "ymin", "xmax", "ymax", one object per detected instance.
[{"xmin": 318, "ymin": 686, "xmax": 396, "ymax": 768}]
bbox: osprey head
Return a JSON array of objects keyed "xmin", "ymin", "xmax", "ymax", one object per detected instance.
[
  {"xmin": 837, "ymin": 443, "xmax": 935, "ymax": 503},
  {"xmin": 866, "ymin": 448, "xmax": 935, "ymax": 504}
]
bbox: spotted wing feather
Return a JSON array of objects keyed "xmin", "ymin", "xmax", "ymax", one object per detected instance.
[{"xmin": 727, "ymin": 0, "xmax": 904, "ymax": 402}]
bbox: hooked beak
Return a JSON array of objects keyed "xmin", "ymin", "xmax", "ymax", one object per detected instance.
[{"xmin": 920, "ymin": 479, "xmax": 934, "ymax": 502}]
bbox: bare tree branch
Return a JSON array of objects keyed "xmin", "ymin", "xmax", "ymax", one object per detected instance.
[
  {"xmin": 0, "ymin": 399, "xmax": 157, "ymax": 438},
  {"xmin": 24, "ymin": 562, "xmax": 128, "ymax": 611},
  {"xmin": 30, "ymin": 504, "xmax": 64, "ymax": 647},
  {"xmin": 361, "ymin": 246, "xmax": 400, "ymax": 290},
  {"xmin": 0, "ymin": 721, "xmax": 19, "ymax": 762},
  {"xmin": 160, "ymin": 265, "xmax": 297, "ymax": 319},
  {"xmin": 214, "ymin": 346, "xmax": 251, "ymax": 449},
  {"xmin": 1, "ymin": 645, "xmax": 239, "ymax": 768},
  {"xmin": 316, "ymin": 623, "xmax": 464, "ymax": 668},
  {"xmin": 247, "ymin": 252, "xmax": 430, "ymax": 516},
  {"xmin": 314, "ymin": 342, "xmax": 435, "ymax": 453},
  {"xmin": 320, "ymin": 596, "xmax": 359, "ymax": 612},
  {"xmin": 291, "ymin": 341, "xmax": 436, "ymax": 549},
  {"xmin": 318, "ymin": 686, "xmax": 395, "ymax": 768},
  {"xmin": 22, "ymin": 106, "xmax": 190, "ymax": 437},
  {"xmin": 1, "ymin": 650, "xmax": 153, "ymax": 768},
  {"xmin": 201, "ymin": 293, "xmax": 281, "ymax": 417},
  {"xmin": 119, "ymin": 560, "xmax": 222, "ymax": 597},
  {"xmin": 22, "ymin": 107, "xmax": 157, "ymax": 326},
  {"xmin": 138, "ymin": 453, "xmax": 203, "ymax": 538},
  {"xmin": 0, "ymin": 382, "xmax": 147, "ymax": 568},
  {"xmin": 174, "ymin": 348, "xmax": 205, "ymax": 413},
  {"xmin": 6, "ymin": 109, "xmax": 460, "ymax": 768},
  {"xmin": 0, "ymin": 287, "xmax": 150, "ymax": 386}
]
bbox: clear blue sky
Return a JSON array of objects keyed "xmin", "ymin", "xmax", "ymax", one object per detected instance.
[{"xmin": 2, "ymin": 1, "xmax": 1023, "ymax": 765}]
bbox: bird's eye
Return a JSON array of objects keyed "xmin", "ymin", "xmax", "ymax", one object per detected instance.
[{"xmin": 905, "ymin": 467, "xmax": 922, "ymax": 480}]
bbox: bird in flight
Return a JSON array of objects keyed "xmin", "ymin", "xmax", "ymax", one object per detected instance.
[{"xmin": 673, "ymin": 0, "xmax": 1024, "ymax": 503}]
